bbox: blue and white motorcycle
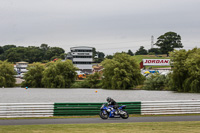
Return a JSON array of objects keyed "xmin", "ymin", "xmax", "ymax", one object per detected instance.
[{"xmin": 99, "ymin": 103, "xmax": 129, "ymax": 119}]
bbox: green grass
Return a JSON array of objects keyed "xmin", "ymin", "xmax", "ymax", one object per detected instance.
[
  {"xmin": 1, "ymin": 114, "xmax": 200, "ymax": 120},
  {"xmin": 1, "ymin": 121, "xmax": 200, "ymax": 133},
  {"xmin": 132, "ymin": 54, "xmax": 170, "ymax": 64},
  {"xmin": 132, "ymin": 55, "xmax": 171, "ymax": 69}
]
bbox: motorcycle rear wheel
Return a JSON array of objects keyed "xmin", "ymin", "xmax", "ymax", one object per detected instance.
[
  {"xmin": 120, "ymin": 110, "xmax": 129, "ymax": 119},
  {"xmin": 99, "ymin": 110, "xmax": 109, "ymax": 119}
]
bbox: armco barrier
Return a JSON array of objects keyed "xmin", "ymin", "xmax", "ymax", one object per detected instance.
[
  {"xmin": 0, "ymin": 103, "xmax": 54, "ymax": 118},
  {"xmin": 141, "ymin": 100, "xmax": 200, "ymax": 115},
  {"xmin": 54, "ymin": 102, "xmax": 141, "ymax": 116},
  {"xmin": 0, "ymin": 102, "xmax": 141, "ymax": 118},
  {"xmin": 1, "ymin": 100, "xmax": 200, "ymax": 118}
]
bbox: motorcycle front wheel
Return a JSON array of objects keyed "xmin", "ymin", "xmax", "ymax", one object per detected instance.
[
  {"xmin": 120, "ymin": 110, "xmax": 129, "ymax": 119},
  {"xmin": 99, "ymin": 110, "xmax": 109, "ymax": 119}
]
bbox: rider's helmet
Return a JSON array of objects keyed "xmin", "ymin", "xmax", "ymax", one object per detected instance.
[{"xmin": 106, "ymin": 97, "xmax": 111, "ymax": 102}]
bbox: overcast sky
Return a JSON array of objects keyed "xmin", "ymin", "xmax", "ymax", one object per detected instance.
[{"xmin": 0, "ymin": 0, "xmax": 200, "ymax": 55}]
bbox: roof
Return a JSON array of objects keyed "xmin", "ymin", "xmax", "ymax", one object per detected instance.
[
  {"xmin": 151, "ymin": 67, "xmax": 172, "ymax": 70},
  {"xmin": 16, "ymin": 61, "xmax": 28, "ymax": 64},
  {"xmin": 70, "ymin": 46, "xmax": 94, "ymax": 49},
  {"xmin": 93, "ymin": 66, "xmax": 104, "ymax": 71}
]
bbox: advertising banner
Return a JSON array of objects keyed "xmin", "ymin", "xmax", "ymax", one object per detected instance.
[{"xmin": 143, "ymin": 59, "xmax": 171, "ymax": 66}]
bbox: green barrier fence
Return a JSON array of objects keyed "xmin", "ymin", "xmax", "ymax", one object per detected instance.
[{"xmin": 54, "ymin": 102, "xmax": 141, "ymax": 116}]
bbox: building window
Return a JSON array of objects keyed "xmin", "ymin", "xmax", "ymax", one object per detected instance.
[
  {"xmin": 73, "ymin": 56, "xmax": 92, "ymax": 58},
  {"xmin": 73, "ymin": 62, "xmax": 92, "ymax": 64},
  {"xmin": 71, "ymin": 49, "xmax": 92, "ymax": 52}
]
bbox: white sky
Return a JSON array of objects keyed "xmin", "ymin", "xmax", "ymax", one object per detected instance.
[{"xmin": 0, "ymin": 0, "xmax": 200, "ymax": 55}]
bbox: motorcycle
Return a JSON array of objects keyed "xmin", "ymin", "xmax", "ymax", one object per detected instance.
[{"xmin": 99, "ymin": 103, "xmax": 129, "ymax": 119}]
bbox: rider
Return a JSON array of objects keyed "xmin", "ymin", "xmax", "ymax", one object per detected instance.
[{"xmin": 106, "ymin": 97, "xmax": 119, "ymax": 114}]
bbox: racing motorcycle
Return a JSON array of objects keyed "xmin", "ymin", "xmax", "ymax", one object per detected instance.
[{"xmin": 99, "ymin": 103, "xmax": 129, "ymax": 119}]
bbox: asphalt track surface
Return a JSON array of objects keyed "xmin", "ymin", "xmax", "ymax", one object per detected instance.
[{"xmin": 0, "ymin": 116, "xmax": 200, "ymax": 125}]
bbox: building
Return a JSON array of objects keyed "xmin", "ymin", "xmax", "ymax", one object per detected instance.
[
  {"xmin": 15, "ymin": 61, "xmax": 28, "ymax": 73},
  {"xmin": 14, "ymin": 61, "xmax": 28, "ymax": 79},
  {"xmin": 67, "ymin": 46, "xmax": 94, "ymax": 73},
  {"xmin": 92, "ymin": 64, "xmax": 103, "ymax": 73},
  {"xmin": 15, "ymin": 61, "xmax": 28, "ymax": 74}
]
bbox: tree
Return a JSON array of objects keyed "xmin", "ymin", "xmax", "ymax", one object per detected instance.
[
  {"xmin": 0, "ymin": 46, "xmax": 4, "ymax": 54},
  {"xmin": 0, "ymin": 54, "xmax": 5, "ymax": 60},
  {"xmin": 42, "ymin": 60, "xmax": 78, "ymax": 88},
  {"xmin": 135, "ymin": 46, "xmax": 148, "ymax": 55},
  {"xmin": 183, "ymin": 48, "xmax": 200, "ymax": 92},
  {"xmin": 155, "ymin": 31, "xmax": 183, "ymax": 56},
  {"xmin": 60, "ymin": 53, "xmax": 67, "ymax": 60},
  {"xmin": 43, "ymin": 47, "xmax": 65, "ymax": 61},
  {"xmin": 85, "ymin": 72, "xmax": 101, "ymax": 88},
  {"xmin": 94, "ymin": 51, "xmax": 105, "ymax": 63},
  {"xmin": 92, "ymin": 48, "xmax": 105, "ymax": 63},
  {"xmin": 101, "ymin": 53, "xmax": 144, "ymax": 89},
  {"xmin": 4, "ymin": 47, "xmax": 27, "ymax": 62},
  {"xmin": 148, "ymin": 48, "xmax": 161, "ymax": 54},
  {"xmin": 0, "ymin": 60, "xmax": 16, "ymax": 87},
  {"xmin": 3, "ymin": 46, "xmax": 44, "ymax": 63},
  {"xmin": 143, "ymin": 74, "xmax": 169, "ymax": 90},
  {"xmin": 169, "ymin": 48, "xmax": 200, "ymax": 92},
  {"xmin": 169, "ymin": 49, "xmax": 189, "ymax": 92},
  {"xmin": 26, "ymin": 46, "xmax": 43, "ymax": 63},
  {"xmin": 0, "ymin": 46, "xmax": 5, "ymax": 60},
  {"xmin": 0, "ymin": 44, "xmax": 66, "ymax": 63},
  {"xmin": 127, "ymin": 49, "xmax": 134, "ymax": 56},
  {"xmin": 40, "ymin": 44, "xmax": 49, "ymax": 51},
  {"xmin": 22, "ymin": 63, "xmax": 45, "ymax": 87},
  {"xmin": 2, "ymin": 45, "xmax": 16, "ymax": 52},
  {"xmin": 92, "ymin": 48, "xmax": 97, "ymax": 59},
  {"xmin": 105, "ymin": 55, "xmax": 113, "ymax": 59}
]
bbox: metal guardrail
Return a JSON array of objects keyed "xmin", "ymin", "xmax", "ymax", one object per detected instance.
[
  {"xmin": 0, "ymin": 102, "xmax": 141, "ymax": 118},
  {"xmin": 0, "ymin": 100, "xmax": 200, "ymax": 118},
  {"xmin": 0, "ymin": 103, "xmax": 54, "ymax": 118},
  {"xmin": 54, "ymin": 102, "xmax": 141, "ymax": 116},
  {"xmin": 141, "ymin": 100, "xmax": 200, "ymax": 115}
]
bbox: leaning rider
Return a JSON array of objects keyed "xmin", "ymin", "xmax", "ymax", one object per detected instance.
[{"xmin": 106, "ymin": 97, "xmax": 119, "ymax": 114}]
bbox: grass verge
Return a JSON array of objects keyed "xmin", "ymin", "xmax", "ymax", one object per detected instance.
[
  {"xmin": 0, "ymin": 121, "xmax": 200, "ymax": 133},
  {"xmin": 1, "ymin": 114, "xmax": 200, "ymax": 120}
]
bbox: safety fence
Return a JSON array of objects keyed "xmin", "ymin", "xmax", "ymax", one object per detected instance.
[
  {"xmin": 0, "ymin": 102, "xmax": 140, "ymax": 118},
  {"xmin": 54, "ymin": 102, "xmax": 141, "ymax": 116},
  {"xmin": 0, "ymin": 100, "xmax": 200, "ymax": 118},
  {"xmin": 141, "ymin": 100, "xmax": 200, "ymax": 115},
  {"xmin": 0, "ymin": 103, "xmax": 54, "ymax": 118}
]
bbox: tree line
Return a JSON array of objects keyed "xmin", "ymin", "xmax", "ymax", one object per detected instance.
[
  {"xmin": 0, "ymin": 59, "xmax": 79, "ymax": 88},
  {"xmin": 0, "ymin": 31, "xmax": 183, "ymax": 63},
  {"xmin": 143, "ymin": 48, "xmax": 200, "ymax": 93},
  {"xmin": 21, "ymin": 60, "xmax": 78, "ymax": 88},
  {"xmin": 0, "ymin": 44, "xmax": 66, "ymax": 63},
  {"xmin": 2, "ymin": 31, "xmax": 199, "ymax": 93},
  {"xmin": 106, "ymin": 31, "xmax": 183, "ymax": 58},
  {"xmin": 1, "ymin": 47, "xmax": 200, "ymax": 93},
  {"xmin": 0, "ymin": 44, "xmax": 106, "ymax": 63},
  {"xmin": 134, "ymin": 31, "xmax": 183, "ymax": 56}
]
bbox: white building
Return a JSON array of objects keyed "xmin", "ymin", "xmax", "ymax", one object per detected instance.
[
  {"xmin": 14, "ymin": 61, "xmax": 28, "ymax": 74},
  {"xmin": 67, "ymin": 46, "xmax": 94, "ymax": 73}
]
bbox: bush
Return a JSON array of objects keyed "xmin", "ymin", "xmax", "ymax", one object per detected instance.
[
  {"xmin": 22, "ymin": 62, "xmax": 44, "ymax": 88},
  {"xmin": 71, "ymin": 72, "xmax": 102, "ymax": 88},
  {"xmin": 85, "ymin": 72, "xmax": 101, "ymax": 88},
  {"xmin": 148, "ymin": 52, "xmax": 155, "ymax": 55},
  {"xmin": 169, "ymin": 48, "xmax": 200, "ymax": 92},
  {"xmin": 71, "ymin": 80, "xmax": 90, "ymax": 88},
  {"xmin": 42, "ymin": 60, "xmax": 77, "ymax": 88},
  {"xmin": 0, "ymin": 60, "xmax": 16, "ymax": 87},
  {"xmin": 143, "ymin": 73, "xmax": 170, "ymax": 90},
  {"xmin": 102, "ymin": 53, "xmax": 144, "ymax": 89}
]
